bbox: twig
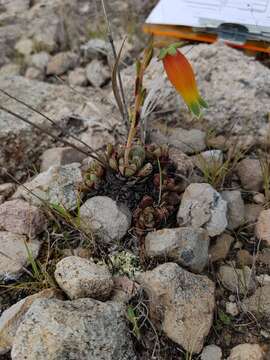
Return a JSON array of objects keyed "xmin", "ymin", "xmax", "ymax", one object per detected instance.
[
  {"xmin": 0, "ymin": 105, "xmax": 103, "ymax": 164},
  {"xmin": 0, "ymin": 88, "xmax": 101, "ymax": 160},
  {"xmin": 100, "ymin": 0, "xmax": 129, "ymax": 128}
]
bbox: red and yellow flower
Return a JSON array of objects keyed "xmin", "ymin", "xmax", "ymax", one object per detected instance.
[{"xmin": 159, "ymin": 43, "xmax": 208, "ymax": 117}]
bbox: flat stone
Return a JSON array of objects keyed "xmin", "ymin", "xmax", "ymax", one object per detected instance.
[
  {"xmin": 0, "ymin": 288, "xmax": 63, "ymax": 355},
  {"xmin": 177, "ymin": 183, "xmax": 227, "ymax": 237},
  {"xmin": 145, "ymin": 227, "xmax": 209, "ymax": 273},
  {"xmin": 54, "ymin": 256, "xmax": 113, "ymax": 300},
  {"xmin": 0, "ymin": 231, "xmax": 40, "ymax": 282},
  {"xmin": 79, "ymin": 196, "xmax": 131, "ymax": 245},
  {"xmin": 136, "ymin": 262, "xmax": 215, "ymax": 353},
  {"xmin": 0, "ymin": 199, "xmax": 47, "ymax": 237},
  {"xmin": 11, "ymin": 298, "xmax": 136, "ymax": 360}
]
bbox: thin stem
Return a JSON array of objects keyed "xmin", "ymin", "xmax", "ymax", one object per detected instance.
[
  {"xmin": 0, "ymin": 105, "xmax": 103, "ymax": 164},
  {"xmin": 157, "ymin": 158, "xmax": 163, "ymax": 206},
  {"xmin": 100, "ymin": 0, "xmax": 129, "ymax": 128}
]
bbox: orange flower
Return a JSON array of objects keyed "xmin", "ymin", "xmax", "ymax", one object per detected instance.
[{"xmin": 159, "ymin": 43, "xmax": 208, "ymax": 117}]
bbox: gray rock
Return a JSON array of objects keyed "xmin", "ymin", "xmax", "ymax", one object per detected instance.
[
  {"xmin": 221, "ymin": 190, "xmax": 245, "ymax": 230},
  {"xmin": 0, "ymin": 288, "xmax": 63, "ymax": 355},
  {"xmin": 236, "ymin": 159, "xmax": 263, "ymax": 191},
  {"xmin": 145, "ymin": 227, "xmax": 209, "ymax": 273},
  {"xmin": 68, "ymin": 67, "xmax": 88, "ymax": 87},
  {"xmin": 81, "ymin": 39, "xmax": 108, "ymax": 60},
  {"xmin": 243, "ymin": 285, "xmax": 270, "ymax": 317},
  {"xmin": 79, "ymin": 196, "xmax": 131, "ymax": 245},
  {"xmin": 54, "ymin": 256, "xmax": 113, "ymax": 300},
  {"xmin": 25, "ymin": 67, "xmax": 44, "ymax": 81},
  {"xmin": 15, "ymin": 38, "xmax": 33, "ymax": 56},
  {"xmin": 0, "ymin": 199, "xmax": 47, "ymax": 237},
  {"xmin": 40, "ymin": 146, "xmax": 86, "ymax": 172},
  {"xmin": 201, "ymin": 345, "xmax": 222, "ymax": 360},
  {"xmin": 151, "ymin": 127, "xmax": 206, "ymax": 154},
  {"xmin": 136, "ymin": 263, "xmax": 215, "ymax": 353},
  {"xmin": 46, "ymin": 51, "xmax": 79, "ymax": 75},
  {"xmin": 86, "ymin": 60, "xmax": 110, "ymax": 87},
  {"xmin": 209, "ymin": 233, "xmax": 234, "ymax": 262},
  {"xmin": 28, "ymin": 51, "xmax": 50, "ymax": 71},
  {"xmin": 218, "ymin": 265, "xmax": 256, "ymax": 295},
  {"xmin": 194, "ymin": 150, "xmax": 223, "ymax": 172},
  {"xmin": 0, "ymin": 63, "xmax": 21, "ymax": 77},
  {"xmin": 177, "ymin": 183, "xmax": 227, "ymax": 237},
  {"xmin": 169, "ymin": 147, "xmax": 194, "ymax": 175},
  {"xmin": 228, "ymin": 343, "xmax": 265, "ymax": 360},
  {"xmin": 255, "ymin": 209, "xmax": 270, "ymax": 247},
  {"xmin": 11, "ymin": 298, "xmax": 136, "ymax": 360},
  {"xmin": 13, "ymin": 163, "xmax": 82, "ymax": 210},
  {"xmin": 245, "ymin": 204, "xmax": 263, "ymax": 233},
  {"xmin": 0, "ymin": 231, "xmax": 40, "ymax": 282}
]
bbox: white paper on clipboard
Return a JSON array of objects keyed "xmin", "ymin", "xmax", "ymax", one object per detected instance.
[{"xmin": 146, "ymin": 0, "xmax": 270, "ymax": 36}]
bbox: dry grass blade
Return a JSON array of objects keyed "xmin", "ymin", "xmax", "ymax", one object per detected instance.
[
  {"xmin": 112, "ymin": 37, "xmax": 127, "ymax": 120},
  {"xmin": 0, "ymin": 104, "xmax": 103, "ymax": 164},
  {"xmin": 0, "ymin": 88, "xmax": 101, "ymax": 161}
]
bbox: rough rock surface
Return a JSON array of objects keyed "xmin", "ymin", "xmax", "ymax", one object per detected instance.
[
  {"xmin": 136, "ymin": 262, "xmax": 215, "ymax": 353},
  {"xmin": 236, "ymin": 159, "xmax": 263, "ymax": 192},
  {"xmin": 243, "ymin": 285, "xmax": 270, "ymax": 317},
  {"xmin": 79, "ymin": 196, "xmax": 131, "ymax": 245},
  {"xmin": 0, "ymin": 288, "xmax": 63, "ymax": 355},
  {"xmin": 14, "ymin": 163, "xmax": 82, "ymax": 210},
  {"xmin": 255, "ymin": 209, "xmax": 270, "ymax": 247},
  {"xmin": 218, "ymin": 265, "xmax": 256, "ymax": 295},
  {"xmin": 40, "ymin": 146, "xmax": 86, "ymax": 172},
  {"xmin": 177, "ymin": 183, "xmax": 227, "ymax": 237},
  {"xmin": 0, "ymin": 199, "xmax": 47, "ymax": 237},
  {"xmin": 221, "ymin": 190, "xmax": 245, "ymax": 230},
  {"xmin": 228, "ymin": 343, "xmax": 265, "ymax": 360},
  {"xmin": 144, "ymin": 227, "xmax": 209, "ymax": 272},
  {"xmin": 200, "ymin": 344, "xmax": 222, "ymax": 360},
  {"xmin": 54, "ymin": 256, "xmax": 113, "ymax": 300},
  {"xmin": 11, "ymin": 298, "xmax": 136, "ymax": 360},
  {"xmin": 86, "ymin": 60, "xmax": 110, "ymax": 87},
  {"xmin": 46, "ymin": 52, "xmax": 79, "ymax": 76},
  {"xmin": 209, "ymin": 233, "xmax": 234, "ymax": 262},
  {"xmin": 0, "ymin": 231, "xmax": 40, "ymax": 282}
]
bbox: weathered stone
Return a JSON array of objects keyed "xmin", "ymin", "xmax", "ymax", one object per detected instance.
[
  {"xmin": 194, "ymin": 150, "xmax": 223, "ymax": 172},
  {"xmin": 68, "ymin": 67, "xmax": 88, "ymax": 87},
  {"xmin": 0, "ymin": 199, "xmax": 47, "ymax": 237},
  {"xmin": 225, "ymin": 302, "xmax": 239, "ymax": 316},
  {"xmin": 243, "ymin": 285, "xmax": 270, "ymax": 317},
  {"xmin": 169, "ymin": 147, "xmax": 194, "ymax": 175},
  {"xmin": 136, "ymin": 263, "xmax": 215, "ymax": 353},
  {"xmin": 145, "ymin": 227, "xmax": 209, "ymax": 273},
  {"xmin": 221, "ymin": 190, "xmax": 245, "ymax": 230},
  {"xmin": 0, "ymin": 231, "xmax": 40, "ymax": 282},
  {"xmin": 209, "ymin": 233, "xmax": 234, "ymax": 262},
  {"xmin": 253, "ymin": 193, "xmax": 265, "ymax": 205},
  {"xmin": 15, "ymin": 38, "xmax": 34, "ymax": 56},
  {"xmin": 228, "ymin": 343, "xmax": 265, "ymax": 360},
  {"xmin": 0, "ymin": 63, "xmax": 21, "ymax": 77},
  {"xmin": 0, "ymin": 183, "xmax": 16, "ymax": 200},
  {"xmin": 54, "ymin": 256, "xmax": 113, "ymax": 300},
  {"xmin": 11, "ymin": 298, "xmax": 136, "ymax": 360},
  {"xmin": 237, "ymin": 249, "xmax": 254, "ymax": 266},
  {"xmin": 245, "ymin": 204, "xmax": 263, "ymax": 232},
  {"xmin": 177, "ymin": 183, "xmax": 227, "ymax": 237},
  {"xmin": 111, "ymin": 276, "xmax": 140, "ymax": 303},
  {"xmin": 218, "ymin": 265, "xmax": 256, "ymax": 295},
  {"xmin": 46, "ymin": 51, "xmax": 79, "ymax": 75},
  {"xmin": 25, "ymin": 66, "xmax": 44, "ymax": 81},
  {"xmin": 14, "ymin": 163, "xmax": 82, "ymax": 210},
  {"xmin": 86, "ymin": 60, "xmax": 110, "ymax": 87},
  {"xmin": 236, "ymin": 159, "xmax": 263, "ymax": 192},
  {"xmin": 255, "ymin": 209, "xmax": 270, "ymax": 247},
  {"xmin": 201, "ymin": 344, "xmax": 222, "ymax": 360},
  {"xmin": 81, "ymin": 39, "xmax": 108, "ymax": 60},
  {"xmin": 28, "ymin": 51, "xmax": 50, "ymax": 71},
  {"xmin": 40, "ymin": 146, "xmax": 86, "ymax": 172},
  {"xmin": 79, "ymin": 196, "xmax": 131, "ymax": 245},
  {"xmin": 0, "ymin": 288, "xmax": 63, "ymax": 355}
]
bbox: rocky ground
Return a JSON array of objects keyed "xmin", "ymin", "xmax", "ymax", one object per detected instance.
[{"xmin": 0, "ymin": 1, "xmax": 270, "ymax": 359}]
